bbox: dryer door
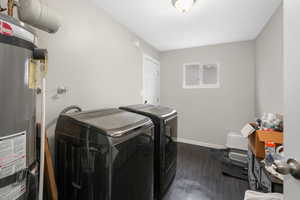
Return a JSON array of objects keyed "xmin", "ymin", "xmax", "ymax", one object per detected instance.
[
  {"xmin": 164, "ymin": 116, "xmax": 178, "ymax": 171},
  {"xmin": 161, "ymin": 116, "xmax": 178, "ymax": 195}
]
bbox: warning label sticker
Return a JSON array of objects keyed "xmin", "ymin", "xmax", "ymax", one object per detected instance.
[
  {"xmin": 0, "ymin": 180, "xmax": 26, "ymax": 200},
  {"xmin": 0, "ymin": 132, "xmax": 26, "ymax": 179}
]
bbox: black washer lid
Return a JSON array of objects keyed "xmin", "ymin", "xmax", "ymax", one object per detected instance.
[
  {"xmin": 120, "ymin": 104, "xmax": 177, "ymax": 119},
  {"xmin": 63, "ymin": 108, "xmax": 152, "ymax": 137}
]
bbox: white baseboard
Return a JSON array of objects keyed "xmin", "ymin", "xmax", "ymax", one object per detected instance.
[{"xmin": 176, "ymin": 138, "xmax": 225, "ymax": 149}]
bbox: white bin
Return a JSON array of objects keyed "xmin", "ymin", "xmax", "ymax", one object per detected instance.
[
  {"xmin": 226, "ymin": 131, "xmax": 248, "ymax": 151},
  {"xmin": 244, "ymin": 190, "xmax": 283, "ymax": 200}
]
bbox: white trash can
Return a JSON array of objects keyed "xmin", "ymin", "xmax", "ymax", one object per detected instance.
[
  {"xmin": 226, "ymin": 131, "xmax": 248, "ymax": 163},
  {"xmin": 244, "ymin": 190, "xmax": 283, "ymax": 200},
  {"xmin": 226, "ymin": 131, "xmax": 248, "ymax": 151}
]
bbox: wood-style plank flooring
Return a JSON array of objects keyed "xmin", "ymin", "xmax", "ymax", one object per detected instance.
[{"xmin": 163, "ymin": 143, "xmax": 249, "ymax": 200}]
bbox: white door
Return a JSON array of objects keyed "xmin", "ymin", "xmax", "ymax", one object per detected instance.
[
  {"xmin": 284, "ymin": 1, "xmax": 300, "ymax": 198},
  {"xmin": 142, "ymin": 55, "xmax": 160, "ymax": 105}
]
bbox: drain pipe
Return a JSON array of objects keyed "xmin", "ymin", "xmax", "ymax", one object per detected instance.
[{"xmin": 17, "ymin": 0, "xmax": 61, "ymax": 33}]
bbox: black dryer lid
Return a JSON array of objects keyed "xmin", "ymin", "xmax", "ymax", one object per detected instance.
[{"xmin": 120, "ymin": 104, "xmax": 177, "ymax": 119}]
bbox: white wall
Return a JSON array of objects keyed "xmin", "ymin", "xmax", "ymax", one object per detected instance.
[
  {"xmin": 255, "ymin": 5, "xmax": 283, "ymax": 116},
  {"xmin": 160, "ymin": 41, "xmax": 255, "ymax": 146},
  {"xmin": 34, "ymin": 0, "xmax": 159, "ymax": 151}
]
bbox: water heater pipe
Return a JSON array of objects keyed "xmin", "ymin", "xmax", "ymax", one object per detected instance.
[
  {"xmin": 7, "ymin": 0, "xmax": 14, "ymax": 16},
  {"xmin": 33, "ymin": 48, "xmax": 48, "ymax": 200},
  {"xmin": 17, "ymin": 0, "xmax": 61, "ymax": 33}
]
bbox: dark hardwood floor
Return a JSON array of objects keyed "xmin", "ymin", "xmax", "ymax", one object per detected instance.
[{"xmin": 163, "ymin": 143, "xmax": 249, "ymax": 200}]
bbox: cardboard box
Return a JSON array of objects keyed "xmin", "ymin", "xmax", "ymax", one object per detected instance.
[
  {"xmin": 249, "ymin": 130, "xmax": 283, "ymax": 159},
  {"xmin": 241, "ymin": 123, "xmax": 257, "ymax": 137}
]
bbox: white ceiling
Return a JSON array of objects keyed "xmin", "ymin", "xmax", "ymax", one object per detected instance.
[{"xmin": 94, "ymin": 0, "xmax": 282, "ymax": 51}]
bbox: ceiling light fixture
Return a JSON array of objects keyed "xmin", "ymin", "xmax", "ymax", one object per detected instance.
[{"xmin": 172, "ymin": 0, "xmax": 196, "ymax": 13}]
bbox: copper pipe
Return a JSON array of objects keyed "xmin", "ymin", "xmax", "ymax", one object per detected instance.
[{"xmin": 7, "ymin": 0, "xmax": 14, "ymax": 16}]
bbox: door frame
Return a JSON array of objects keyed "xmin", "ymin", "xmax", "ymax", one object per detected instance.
[
  {"xmin": 283, "ymin": 0, "xmax": 300, "ymax": 197},
  {"xmin": 142, "ymin": 54, "xmax": 161, "ymax": 104}
]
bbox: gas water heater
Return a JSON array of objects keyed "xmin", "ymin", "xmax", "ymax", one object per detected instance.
[
  {"xmin": 0, "ymin": 13, "xmax": 39, "ymax": 200},
  {"xmin": 0, "ymin": 0, "xmax": 60, "ymax": 199}
]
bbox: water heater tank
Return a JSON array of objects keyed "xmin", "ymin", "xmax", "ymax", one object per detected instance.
[{"xmin": 0, "ymin": 14, "xmax": 38, "ymax": 200}]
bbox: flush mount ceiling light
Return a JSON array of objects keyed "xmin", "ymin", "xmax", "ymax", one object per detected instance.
[{"xmin": 172, "ymin": 0, "xmax": 197, "ymax": 13}]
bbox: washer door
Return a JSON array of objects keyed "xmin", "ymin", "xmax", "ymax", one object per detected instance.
[{"xmin": 112, "ymin": 127, "xmax": 154, "ymax": 200}]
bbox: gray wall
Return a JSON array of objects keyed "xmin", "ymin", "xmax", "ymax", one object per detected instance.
[
  {"xmin": 35, "ymin": 0, "xmax": 159, "ymax": 151},
  {"xmin": 255, "ymin": 5, "xmax": 283, "ymax": 116},
  {"xmin": 0, "ymin": 0, "xmax": 282, "ymax": 149},
  {"xmin": 160, "ymin": 41, "xmax": 255, "ymax": 146}
]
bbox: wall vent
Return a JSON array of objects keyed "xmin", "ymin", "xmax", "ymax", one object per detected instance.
[{"xmin": 183, "ymin": 63, "xmax": 220, "ymax": 89}]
